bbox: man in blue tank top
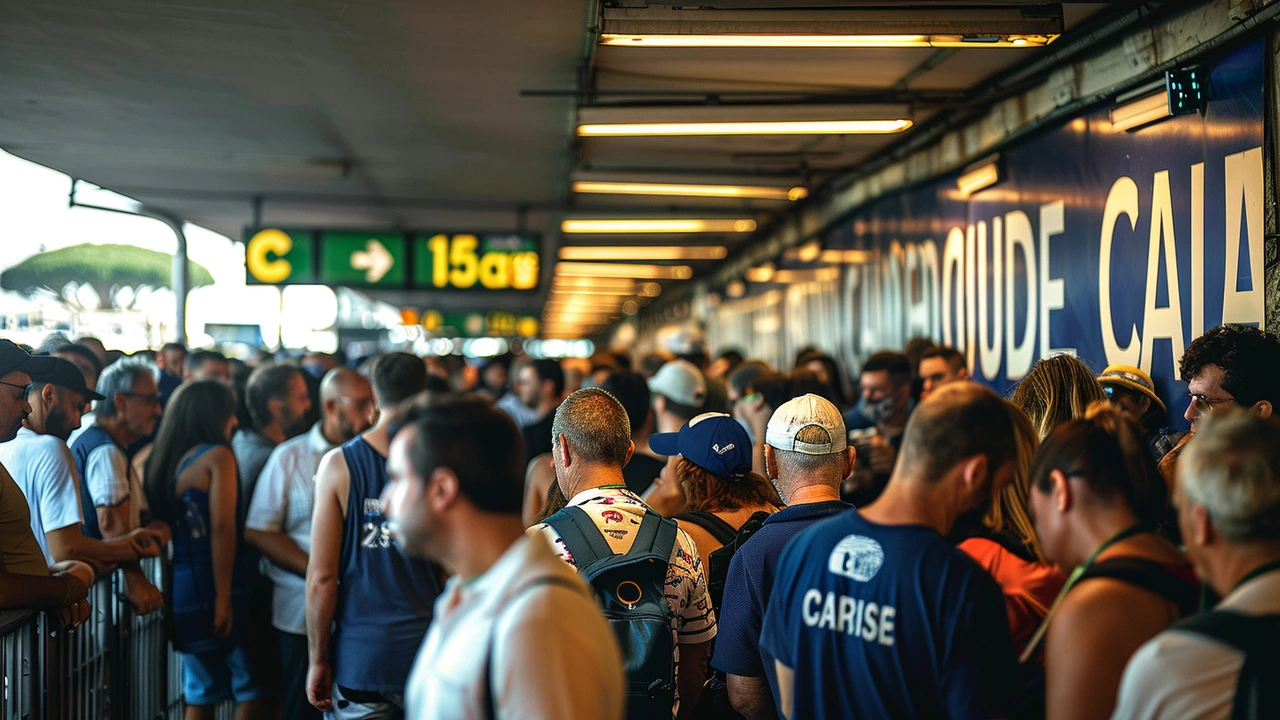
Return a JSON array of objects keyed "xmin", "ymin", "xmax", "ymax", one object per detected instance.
[
  {"xmin": 760, "ymin": 383, "xmax": 1019, "ymax": 719},
  {"xmin": 306, "ymin": 352, "xmax": 440, "ymax": 718},
  {"xmin": 70, "ymin": 358, "xmax": 166, "ymax": 615}
]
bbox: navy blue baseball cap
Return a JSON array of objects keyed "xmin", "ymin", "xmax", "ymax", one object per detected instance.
[{"xmin": 649, "ymin": 412, "xmax": 753, "ymax": 482}]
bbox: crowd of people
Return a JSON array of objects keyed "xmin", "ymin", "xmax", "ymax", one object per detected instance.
[{"xmin": 1, "ymin": 323, "xmax": 1279, "ymax": 719}]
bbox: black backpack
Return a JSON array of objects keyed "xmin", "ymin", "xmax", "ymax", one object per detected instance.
[
  {"xmin": 545, "ymin": 506, "xmax": 678, "ymax": 719},
  {"xmin": 675, "ymin": 511, "xmax": 771, "ymax": 614},
  {"xmin": 1171, "ymin": 611, "xmax": 1280, "ymax": 720},
  {"xmin": 672, "ymin": 510, "xmax": 772, "ymax": 720}
]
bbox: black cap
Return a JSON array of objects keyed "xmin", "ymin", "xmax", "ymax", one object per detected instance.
[
  {"xmin": 0, "ymin": 339, "xmax": 56, "ymax": 381},
  {"xmin": 30, "ymin": 356, "xmax": 104, "ymax": 402}
]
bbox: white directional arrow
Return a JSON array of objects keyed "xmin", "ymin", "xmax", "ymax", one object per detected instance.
[{"xmin": 351, "ymin": 239, "xmax": 394, "ymax": 282}]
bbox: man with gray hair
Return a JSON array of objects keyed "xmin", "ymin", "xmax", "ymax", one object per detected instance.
[
  {"xmin": 70, "ymin": 358, "xmax": 165, "ymax": 614},
  {"xmin": 528, "ymin": 387, "xmax": 716, "ymax": 719},
  {"xmin": 713, "ymin": 393, "xmax": 855, "ymax": 719},
  {"xmin": 1114, "ymin": 409, "xmax": 1280, "ymax": 719}
]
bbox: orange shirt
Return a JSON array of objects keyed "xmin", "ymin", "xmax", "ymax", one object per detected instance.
[{"xmin": 959, "ymin": 536, "xmax": 1066, "ymax": 659}]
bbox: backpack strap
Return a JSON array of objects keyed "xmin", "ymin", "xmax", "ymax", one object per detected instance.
[
  {"xmin": 545, "ymin": 506, "xmax": 614, "ymax": 568},
  {"xmin": 674, "ymin": 511, "xmax": 739, "ymax": 545},
  {"xmin": 1077, "ymin": 557, "xmax": 1201, "ymax": 617},
  {"xmin": 483, "ymin": 575, "xmax": 589, "ymax": 720},
  {"xmin": 1172, "ymin": 611, "xmax": 1280, "ymax": 720},
  {"xmin": 631, "ymin": 510, "xmax": 679, "ymax": 563}
]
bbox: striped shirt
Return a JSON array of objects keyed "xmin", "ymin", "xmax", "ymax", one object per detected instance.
[{"xmin": 530, "ymin": 485, "xmax": 717, "ymax": 717}]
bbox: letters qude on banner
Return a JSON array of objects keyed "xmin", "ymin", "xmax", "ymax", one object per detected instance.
[{"xmin": 726, "ymin": 39, "xmax": 1266, "ymax": 429}]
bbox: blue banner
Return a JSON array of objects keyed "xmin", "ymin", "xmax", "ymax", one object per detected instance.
[{"xmin": 767, "ymin": 39, "xmax": 1271, "ymax": 428}]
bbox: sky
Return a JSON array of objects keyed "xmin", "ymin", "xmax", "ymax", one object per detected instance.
[{"xmin": 0, "ymin": 149, "xmax": 244, "ymax": 285}]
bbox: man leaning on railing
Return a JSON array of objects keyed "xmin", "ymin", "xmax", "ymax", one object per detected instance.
[{"xmin": 0, "ymin": 341, "xmax": 94, "ymax": 631}]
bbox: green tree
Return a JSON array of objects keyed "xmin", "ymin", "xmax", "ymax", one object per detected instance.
[{"xmin": 1, "ymin": 243, "xmax": 214, "ymax": 308}]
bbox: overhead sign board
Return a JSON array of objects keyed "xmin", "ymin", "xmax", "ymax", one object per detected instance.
[{"xmin": 244, "ymin": 229, "xmax": 540, "ymax": 291}]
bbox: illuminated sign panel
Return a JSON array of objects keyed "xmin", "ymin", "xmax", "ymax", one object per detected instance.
[
  {"xmin": 244, "ymin": 229, "xmax": 540, "ymax": 291},
  {"xmin": 414, "ymin": 234, "xmax": 540, "ymax": 291}
]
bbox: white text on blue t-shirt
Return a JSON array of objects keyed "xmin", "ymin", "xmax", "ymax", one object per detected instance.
[{"xmin": 801, "ymin": 589, "xmax": 896, "ymax": 647}]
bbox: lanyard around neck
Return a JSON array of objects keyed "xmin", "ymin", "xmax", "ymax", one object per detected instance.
[{"xmin": 1018, "ymin": 523, "xmax": 1145, "ymax": 663}]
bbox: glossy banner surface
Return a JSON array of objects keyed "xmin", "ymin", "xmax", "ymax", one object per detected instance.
[{"xmin": 715, "ymin": 40, "xmax": 1266, "ymax": 426}]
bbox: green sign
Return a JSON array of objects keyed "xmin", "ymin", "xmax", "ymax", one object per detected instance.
[
  {"xmin": 421, "ymin": 311, "xmax": 540, "ymax": 338},
  {"xmin": 318, "ymin": 232, "xmax": 406, "ymax": 288},
  {"xmin": 413, "ymin": 234, "xmax": 540, "ymax": 291},
  {"xmin": 244, "ymin": 228, "xmax": 316, "ymax": 284},
  {"xmin": 244, "ymin": 228, "xmax": 539, "ymax": 291}
]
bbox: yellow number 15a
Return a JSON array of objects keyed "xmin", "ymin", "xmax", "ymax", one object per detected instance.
[
  {"xmin": 429, "ymin": 234, "xmax": 479, "ymax": 289},
  {"xmin": 428, "ymin": 234, "xmax": 538, "ymax": 290}
]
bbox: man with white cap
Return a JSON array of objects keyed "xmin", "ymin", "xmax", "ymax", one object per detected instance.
[
  {"xmin": 760, "ymin": 383, "xmax": 1017, "ymax": 719},
  {"xmin": 648, "ymin": 359, "xmax": 707, "ymax": 434},
  {"xmin": 713, "ymin": 393, "xmax": 854, "ymax": 719}
]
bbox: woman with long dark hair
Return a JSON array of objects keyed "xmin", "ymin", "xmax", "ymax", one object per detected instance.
[
  {"xmin": 1025, "ymin": 403, "xmax": 1197, "ymax": 720},
  {"xmin": 145, "ymin": 380, "xmax": 270, "ymax": 719}
]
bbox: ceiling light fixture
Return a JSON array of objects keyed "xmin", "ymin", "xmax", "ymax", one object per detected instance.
[
  {"xmin": 819, "ymin": 249, "xmax": 874, "ymax": 264},
  {"xmin": 561, "ymin": 219, "xmax": 756, "ymax": 234},
  {"xmin": 555, "ymin": 262, "xmax": 695, "ymax": 279},
  {"xmin": 1109, "ymin": 90, "xmax": 1171, "ymax": 133},
  {"xmin": 956, "ymin": 157, "xmax": 1003, "ymax": 198},
  {"xmin": 577, "ymin": 119, "xmax": 912, "ymax": 137},
  {"xmin": 745, "ymin": 263, "xmax": 776, "ymax": 283},
  {"xmin": 571, "ymin": 180, "xmax": 808, "ymax": 201},
  {"xmin": 598, "ymin": 6, "xmax": 1062, "ymax": 48},
  {"xmin": 599, "ymin": 33, "xmax": 1054, "ymax": 48},
  {"xmin": 548, "ymin": 287, "xmax": 640, "ymax": 297},
  {"xmin": 559, "ymin": 246, "xmax": 728, "ymax": 261}
]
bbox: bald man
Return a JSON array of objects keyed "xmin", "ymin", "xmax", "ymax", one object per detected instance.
[{"xmin": 247, "ymin": 367, "xmax": 376, "ymax": 720}]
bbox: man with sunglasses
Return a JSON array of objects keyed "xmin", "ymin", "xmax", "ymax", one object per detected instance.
[
  {"xmin": 0, "ymin": 357, "xmax": 160, "ymax": 576},
  {"xmin": 1180, "ymin": 325, "xmax": 1280, "ymax": 434},
  {"xmin": 0, "ymin": 340, "xmax": 94, "ymax": 630},
  {"xmin": 70, "ymin": 358, "xmax": 165, "ymax": 614}
]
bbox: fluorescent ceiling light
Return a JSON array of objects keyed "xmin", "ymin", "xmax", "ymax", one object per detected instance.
[
  {"xmin": 561, "ymin": 219, "xmax": 755, "ymax": 234},
  {"xmin": 578, "ymin": 119, "xmax": 911, "ymax": 137},
  {"xmin": 548, "ymin": 278, "xmax": 662, "ymax": 297},
  {"xmin": 555, "ymin": 262, "xmax": 695, "ymax": 279},
  {"xmin": 819, "ymin": 249, "xmax": 874, "ymax": 264},
  {"xmin": 559, "ymin": 246, "xmax": 727, "ymax": 261},
  {"xmin": 572, "ymin": 180, "xmax": 807, "ymax": 201},
  {"xmin": 745, "ymin": 263, "xmax": 775, "ymax": 283},
  {"xmin": 551, "ymin": 276, "xmax": 638, "ymax": 289},
  {"xmin": 956, "ymin": 158, "xmax": 1002, "ymax": 198},
  {"xmin": 548, "ymin": 287, "xmax": 639, "ymax": 297},
  {"xmin": 599, "ymin": 34, "xmax": 1053, "ymax": 48},
  {"xmin": 599, "ymin": 6, "xmax": 1062, "ymax": 48},
  {"xmin": 1110, "ymin": 90, "xmax": 1171, "ymax": 133}
]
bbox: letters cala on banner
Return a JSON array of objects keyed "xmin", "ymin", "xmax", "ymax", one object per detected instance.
[{"xmin": 719, "ymin": 39, "xmax": 1266, "ymax": 427}]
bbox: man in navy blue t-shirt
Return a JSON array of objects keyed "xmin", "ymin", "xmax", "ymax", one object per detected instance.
[
  {"xmin": 761, "ymin": 383, "xmax": 1018, "ymax": 719},
  {"xmin": 712, "ymin": 393, "xmax": 854, "ymax": 719}
]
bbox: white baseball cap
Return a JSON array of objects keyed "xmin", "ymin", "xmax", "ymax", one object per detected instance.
[
  {"xmin": 648, "ymin": 359, "xmax": 707, "ymax": 408},
  {"xmin": 765, "ymin": 393, "xmax": 848, "ymax": 455}
]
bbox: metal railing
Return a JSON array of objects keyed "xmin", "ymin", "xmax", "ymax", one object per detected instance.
[{"xmin": 0, "ymin": 557, "xmax": 237, "ymax": 719}]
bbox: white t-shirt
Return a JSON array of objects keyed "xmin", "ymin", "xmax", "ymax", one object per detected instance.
[
  {"xmin": 66, "ymin": 411, "xmax": 94, "ymax": 448},
  {"xmin": 405, "ymin": 534, "xmax": 624, "ymax": 720},
  {"xmin": 1112, "ymin": 568, "xmax": 1280, "ymax": 720},
  {"xmin": 83, "ymin": 438, "xmax": 146, "ymax": 528},
  {"xmin": 0, "ymin": 427, "xmax": 85, "ymax": 563},
  {"xmin": 245, "ymin": 422, "xmax": 333, "ymax": 635}
]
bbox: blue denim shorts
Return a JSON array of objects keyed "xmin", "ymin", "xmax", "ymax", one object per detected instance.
[{"xmin": 181, "ymin": 644, "xmax": 269, "ymax": 706}]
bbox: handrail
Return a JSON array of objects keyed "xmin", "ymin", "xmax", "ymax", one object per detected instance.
[
  {"xmin": 0, "ymin": 608, "xmax": 35, "ymax": 635},
  {"xmin": 0, "ymin": 555, "xmax": 234, "ymax": 719}
]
